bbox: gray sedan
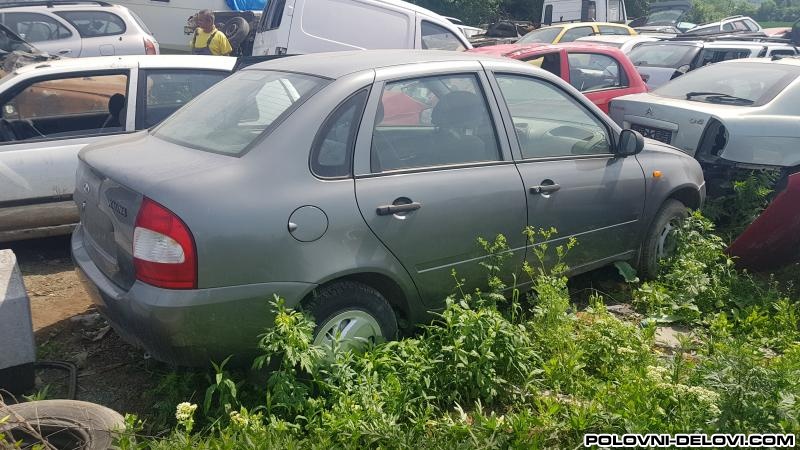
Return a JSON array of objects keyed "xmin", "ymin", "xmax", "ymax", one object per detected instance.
[{"xmin": 72, "ymin": 50, "xmax": 705, "ymax": 366}]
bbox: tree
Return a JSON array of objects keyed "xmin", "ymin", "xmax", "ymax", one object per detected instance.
[{"xmin": 408, "ymin": 0, "xmax": 503, "ymax": 25}]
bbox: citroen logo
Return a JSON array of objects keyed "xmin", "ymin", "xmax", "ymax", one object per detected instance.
[
  {"xmin": 83, "ymin": 183, "xmax": 90, "ymax": 194},
  {"xmin": 645, "ymin": 107, "xmax": 654, "ymax": 117}
]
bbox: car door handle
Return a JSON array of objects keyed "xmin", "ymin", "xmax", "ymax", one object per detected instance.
[
  {"xmin": 530, "ymin": 183, "xmax": 561, "ymax": 194},
  {"xmin": 57, "ymin": 49, "xmax": 72, "ymax": 55},
  {"xmin": 376, "ymin": 202, "xmax": 422, "ymax": 216}
]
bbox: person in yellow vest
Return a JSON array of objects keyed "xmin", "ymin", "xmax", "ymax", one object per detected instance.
[{"xmin": 191, "ymin": 10, "xmax": 233, "ymax": 56}]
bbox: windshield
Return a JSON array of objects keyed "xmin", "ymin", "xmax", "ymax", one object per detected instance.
[
  {"xmin": 154, "ymin": 70, "xmax": 327, "ymax": 155},
  {"xmin": 518, "ymin": 27, "xmax": 562, "ymax": 44},
  {"xmin": 654, "ymin": 62, "xmax": 800, "ymax": 106},
  {"xmin": 629, "ymin": 43, "xmax": 699, "ymax": 68},
  {"xmin": 645, "ymin": 9, "xmax": 686, "ymax": 26}
]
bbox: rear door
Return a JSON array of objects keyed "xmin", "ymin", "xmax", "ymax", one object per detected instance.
[
  {"xmin": 0, "ymin": 11, "xmax": 81, "ymax": 57},
  {"xmin": 488, "ymin": 70, "xmax": 646, "ymax": 272},
  {"xmin": 353, "ymin": 63, "xmax": 528, "ymax": 307},
  {"xmin": 252, "ymin": 0, "xmax": 293, "ymax": 55},
  {"xmin": 135, "ymin": 69, "xmax": 229, "ymax": 129}
]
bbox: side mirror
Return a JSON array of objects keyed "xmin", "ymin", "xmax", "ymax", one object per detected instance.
[{"xmin": 617, "ymin": 129, "xmax": 644, "ymax": 157}]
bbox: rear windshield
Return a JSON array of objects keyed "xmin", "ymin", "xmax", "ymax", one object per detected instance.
[
  {"xmin": 629, "ymin": 43, "xmax": 699, "ymax": 68},
  {"xmin": 518, "ymin": 27, "xmax": 562, "ymax": 44},
  {"xmin": 654, "ymin": 62, "xmax": 800, "ymax": 106},
  {"xmin": 154, "ymin": 70, "xmax": 327, "ymax": 155}
]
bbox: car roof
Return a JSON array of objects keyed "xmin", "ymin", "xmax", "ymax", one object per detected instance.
[
  {"xmin": 10, "ymin": 55, "xmax": 235, "ymax": 77},
  {"xmin": 0, "ymin": 3, "xmax": 130, "ymax": 12},
  {"xmin": 247, "ymin": 50, "xmax": 509, "ymax": 79},
  {"xmin": 715, "ymin": 56, "xmax": 800, "ymax": 67},
  {"xmin": 577, "ymin": 35, "xmax": 655, "ymax": 43},
  {"xmin": 702, "ymin": 40, "xmax": 795, "ymax": 49},
  {"xmin": 559, "ymin": 22, "xmax": 630, "ymax": 29}
]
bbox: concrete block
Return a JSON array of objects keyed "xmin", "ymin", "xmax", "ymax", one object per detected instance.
[{"xmin": 0, "ymin": 249, "xmax": 35, "ymax": 394}]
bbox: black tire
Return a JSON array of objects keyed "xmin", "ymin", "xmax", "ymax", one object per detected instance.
[
  {"xmin": 223, "ymin": 17, "xmax": 250, "ymax": 49},
  {"xmin": 0, "ymin": 400, "xmax": 125, "ymax": 449},
  {"xmin": 308, "ymin": 281, "xmax": 398, "ymax": 350},
  {"xmin": 638, "ymin": 199, "xmax": 689, "ymax": 280}
]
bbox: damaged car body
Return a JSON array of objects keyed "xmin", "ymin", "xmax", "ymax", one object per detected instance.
[{"xmin": 610, "ymin": 57, "xmax": 800, "ymax": 270}]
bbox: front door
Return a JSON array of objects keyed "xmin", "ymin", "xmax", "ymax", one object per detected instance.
[
  {"xmin": 0, "ymin": 71, "xmax": 132, "ymax": 228},
  {"xmin": 490, "ymin": 72, "xmax": 646, "ymax": 273},
  {"xmin": 566, "ymin": 51, "xmax": 639, "ymax": 113},
  {"xmin": 354, "ymin": 68, "xmax": 528, "ymax": 307}
]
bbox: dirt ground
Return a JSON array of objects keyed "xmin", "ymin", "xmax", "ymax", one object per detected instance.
[{"xmin": 3, "ymin": 236, "xmax": 161, "ymax": 419}]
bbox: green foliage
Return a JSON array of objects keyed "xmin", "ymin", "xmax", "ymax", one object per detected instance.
[
  {"xmin": 128, "ymin": 222, "xmax": 800, "ymax": 448},
  {"xmin": 408, "ymin": 0, "xmax": 503, "ymax": 25},
  {"xmin": 703, "ymin": 169, "xmax": 779, "ymax": 242}
]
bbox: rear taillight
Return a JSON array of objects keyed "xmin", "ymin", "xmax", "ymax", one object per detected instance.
[
  {"xmin": 133, "ymin": 197, "xmax": 196, "ymax": 289},
  {"xmin": 144, "ymin": 38, "xmax": 157, "ymax": 55}
]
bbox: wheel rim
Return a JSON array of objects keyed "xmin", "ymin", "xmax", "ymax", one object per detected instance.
[
  {"xmin": 656, "ymin": 218, "xmax": 680, "ymax": 260},
  {"xmin": 314, "ymin": 310, "xmax": 383, "ymax": 353}
]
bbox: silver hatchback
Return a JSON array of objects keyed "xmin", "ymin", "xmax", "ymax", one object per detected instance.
[
  {"xmin": 0, "ymin": 1, "xmax": 159, "ymax": 57},
  {"xmin": 72, "ymin": 50, "xmax": 705, "ymax": 366}
]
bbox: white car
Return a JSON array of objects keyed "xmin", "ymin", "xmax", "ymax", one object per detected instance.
[
  {"xmin": 686, "ymin": 15, "xmax": 762, "ymax": 36},
  {"xmin": 575, "ymin": 35, "xmax": 663, "ymax": 53},
  {"xmin": 0, "ymin": 1, "xmax": 159, "ymax": 57},
  {"xmin": 0, "ymin": 54, "xmax": 235, "ymax": 242}
]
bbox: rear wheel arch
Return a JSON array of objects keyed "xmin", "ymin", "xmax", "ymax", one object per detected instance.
[{"xmin": 302, "ymin": 272, "xmax": 411, "ymax": 328}]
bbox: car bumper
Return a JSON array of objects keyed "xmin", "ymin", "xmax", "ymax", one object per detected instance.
[
  {"xmin": 728, "ymin": 171, "xmax": 800, "ymax": 271},
  {"xmin": 71, "ymin": 226, "xmax": 316, "ymax": 366}
]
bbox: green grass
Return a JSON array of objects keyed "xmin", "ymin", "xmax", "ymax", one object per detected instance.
[{"xmin": 104, "ymin": 218, "xmax": 800, "ymax": 449}]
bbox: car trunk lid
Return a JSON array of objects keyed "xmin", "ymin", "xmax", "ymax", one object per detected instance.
[
  {"xmin": 610, "ymin": 93, "xmax": 731, "ymax": 156},
  {"xmin": 74, "ymin": 132, "xmax": 235, "ymax": 290}
]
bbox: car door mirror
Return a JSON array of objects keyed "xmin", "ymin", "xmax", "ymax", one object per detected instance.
[{"xmin": 617, "ymin": 129, "xmax": 644, "ymax": 157}]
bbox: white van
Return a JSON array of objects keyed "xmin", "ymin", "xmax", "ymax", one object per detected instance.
[
  {"xmin": 542, "ymin": 0, "xmax": 628, "ymax": 26},
  {"xmin": 110, "ymin": 0, "xmax": 233, "ymax": 52},
  {"xmin": 251, "ymin": 0, "xmax": 471, "ymax": 55}
]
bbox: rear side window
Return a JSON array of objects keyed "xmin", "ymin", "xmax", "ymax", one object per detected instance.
[
  {"xmin": 371, "ymin": 74, "xmax": 500, "ymax": 172},
  {"xmin": 55, "ymin": 11, "xmax": 126, "ymax": 37},
  {"xmin": 698, "ymin": 48, "xmax": 752, "ymax": 67},
  {"xmin": 560, "ymin": 26, "xmax": 593, "ymax": 42},
  {"xmin": 140, "ymin": 70, "xmax": 228, "ymax": 128},
  {"xmin": 1, "ymin": 12, "xmax": 72, "ymax": 42},
  {"xmin": 311, "ymin": 90, "xmax": 368, "ymax": 178},
  {"xmin": 154, "ymin": 70, "xmax": 327, "ymax": 155},
  {"xmin": 421, "ymin": 21, "xmax": 465, "ymax": 51}
]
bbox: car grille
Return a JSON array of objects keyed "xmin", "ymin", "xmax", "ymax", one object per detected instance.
[{"xmin": 631, "ymin": 124, "xmax": 673, "ymax": 144}]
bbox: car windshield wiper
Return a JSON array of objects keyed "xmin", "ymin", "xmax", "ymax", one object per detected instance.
[{"xmin": 685, "ymin": 91, "xmax": 754, "ymax": 104}]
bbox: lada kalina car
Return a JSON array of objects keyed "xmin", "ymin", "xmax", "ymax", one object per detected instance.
[{"xmin": 72, "ymin": 50, "xmax": 706, "ymax": 365}]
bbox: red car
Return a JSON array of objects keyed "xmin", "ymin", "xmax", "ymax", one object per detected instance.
[{"xmin": 469, "ymin": 43, "xmax": 648, "ymax": 113}]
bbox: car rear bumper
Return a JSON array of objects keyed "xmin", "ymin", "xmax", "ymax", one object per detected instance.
[{"xmin": 71, "ymin": 225, "xmax": 316, "ymax": 366}]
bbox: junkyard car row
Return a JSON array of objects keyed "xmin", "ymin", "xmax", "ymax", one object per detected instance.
[{"xmin": 1, "ymin": 0, "xmax": 798, "ymax": 366}]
